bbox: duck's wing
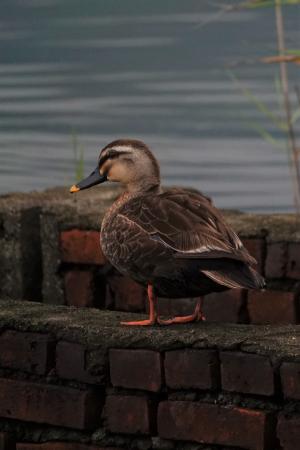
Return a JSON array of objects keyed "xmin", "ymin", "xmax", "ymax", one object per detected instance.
[
  {"xmin": 120, "ymin": 189, "xmax": 255, "ymax": 266},
  {"xmin": 117, "ymin": 189, "xmax": 264, "ymax": 290}
]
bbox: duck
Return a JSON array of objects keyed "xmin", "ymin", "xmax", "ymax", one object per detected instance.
[{"xmin": 70, "ymin": 139, "xmax": 265, "ymax": 326}]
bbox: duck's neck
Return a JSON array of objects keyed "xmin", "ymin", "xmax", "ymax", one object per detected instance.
[
  {"xmin": 110, "ymin": 181, "xmax": 160, "ymax": 211},
  {"xmin": 125, "ymin": 178, "xmax": 161, "ymax": 195}
]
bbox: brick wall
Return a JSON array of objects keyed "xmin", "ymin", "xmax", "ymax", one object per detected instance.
[
  {"xmin": 1, "ymin": 186, "xmax": 300, "ymax": 325},
  {"xmin": 0, "ymin": 300, "xmax": 299, "ymax": 449},
  {"xmin": 44, "ymin": 191, "xmax": 300, "ymax": 325},
  {"xmin": 1, "ymin": 187, "xmax": 300, "ymax": 449}
]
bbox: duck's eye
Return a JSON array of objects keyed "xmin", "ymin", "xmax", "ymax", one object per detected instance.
[
  {"xmin": 99, "ymin": 150, "xmax": 120, "ymax": 167},
  {"xmin": 107, "ymin": 150, "xmax": 120, "ymax": 159}
]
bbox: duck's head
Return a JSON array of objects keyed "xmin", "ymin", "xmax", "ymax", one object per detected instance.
[{"xmin": 70, "ymin": 139, "xmax": 160, "ymax": 194}]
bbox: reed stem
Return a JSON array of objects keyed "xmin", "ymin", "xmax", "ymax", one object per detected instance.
[{"xmin": 275, "ymin": 0, "xmax": 300, "ymax": 212}]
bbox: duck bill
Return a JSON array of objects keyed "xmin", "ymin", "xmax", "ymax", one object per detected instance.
[{"xmin": 70, "ymin": 167, "xmax": 107, "ymax": 193}]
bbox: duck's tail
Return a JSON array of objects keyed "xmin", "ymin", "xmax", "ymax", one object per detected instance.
[{"xmin": 201, "ymin": 260, "xmax": 266, "ymax": 290}]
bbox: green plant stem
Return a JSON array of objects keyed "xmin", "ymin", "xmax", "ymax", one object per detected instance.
[{"xmin": 275, "ymin": 0, "xmax": 300, "ymax": 212}]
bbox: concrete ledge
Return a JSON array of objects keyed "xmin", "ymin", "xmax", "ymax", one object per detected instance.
[
  {"xmin": 0, "ymin": 299, "xmax": 299, "ymax": 360},
  {"xmin": 0, "ymin": 300, "xmax": 300, "ymax": 449}
]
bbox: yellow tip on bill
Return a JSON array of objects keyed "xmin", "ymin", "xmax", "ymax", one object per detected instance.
[{"xmin": 70, "ymin": 184, "xmax": 80, "ymax": 193}]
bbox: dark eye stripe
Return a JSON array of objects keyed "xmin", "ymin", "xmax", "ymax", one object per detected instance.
[
  {"xmin": 99, "ymin": 149, "xmax": 130, "ymax": 167},
  {"xmin": 99, "ymin": 150, "xmax": 119, "ymax": 167}
]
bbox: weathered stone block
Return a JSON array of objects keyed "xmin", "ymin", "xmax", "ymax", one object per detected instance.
[
  {"xmin": 220, "ymin": 351, "xmax": 274, "ymax": 396},
  {"xmin": 106, "ymin": 395, "xmax": 154, "ymax": 435},
  {"xmin": 109, "ymin": 348, "xmax": 162, "ymax": 392},
  {"xmin": 158, "ymin": 401, "xmax": 275, "ymax": 450},
  {"xmin": 0, "ymin": 378, "xmax": 102, "ymax": 430},
  {"xmin": 248, "ymin": 289, "xmax": 298, "ymax": 324},
  {"xmin": 164, "ymin": 349, "xmax": 219, "ymax": 390},
  {"xmin": 0, "ymin": 330, "xmax": 54, "ymax": 375}
]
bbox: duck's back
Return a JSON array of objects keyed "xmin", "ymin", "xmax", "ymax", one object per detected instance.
[{"xmin": 101, "ymin": 188, "xmax": 265, "ymax": 298}]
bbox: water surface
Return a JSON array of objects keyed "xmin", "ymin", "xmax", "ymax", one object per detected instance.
[{"xmin": 1, "ymin": 0, "xmax": 299, "ymax": 211}]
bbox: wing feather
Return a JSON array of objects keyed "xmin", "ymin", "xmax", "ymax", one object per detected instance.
[{"xmin": 117, "ymin": 188, "xmax": 256, "ymax": 266}]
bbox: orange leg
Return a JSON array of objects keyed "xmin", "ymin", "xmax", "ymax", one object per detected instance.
[
  {"xmin": 157, "ymin": 297, "xmax": 206, "ymax": 326},
  {"xmin": 121, "ymin": 285, "xmax": 158, "ymax": 326}
]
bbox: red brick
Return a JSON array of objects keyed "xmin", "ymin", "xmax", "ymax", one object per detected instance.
[
  {"xmin": 106, "ymin": 395, "xmax": 154, "ymax": 435},
  {"xmin": 265, "ymin": 242, "xmax": 288, "ymax": 278},
  {"xmin": 287, "ymin": 243, "xmax": 300, "ymax": 279},
  {"xmin": 248, "ymin": 290, "xmax": 298, "ymax": 324},
  {"xmin": 203, "ymin": 289, "xmax": 247, "ymax": 323},
  {"xmin": 60, "ymin": 230, "xmax": 105, "ymax": 265},
  {"xmin": 64, "ymin": 270, "xmax": 95, "ymax": 307},
  {"xmin": 56, "ymin": 341, "xmax": 102, "ymax": 384},
  {"xmin": 0, "ymin": 433, "xmax": 15, "ymax": 450},
  {"xmin": 242, "ymin": 238, "xmax": 265, "ymax": 273},
  {"xmin": 109, "ymin": 349, "xmax": 162, "ymax": 392},
  {"xmin": 0, "ymin": 378, "xmax": 102, "ymax": 430},
  {"xmin": 0, "ymin": 330, "xmax": 54, "ymax": 375},
  {"xmin": 106, "ymin": 275, "xmax": 146, "ymax": 312},
  {"xmin": 280, "ymin": 362, "xmax": 300, "ymax": 399},
  {"xmin": 158, "ymin": 401, "xmax": 275, "ymax": 450},
  {"xmin": 164, "ymin": 349, "xmax": 219, "ymax": 390},
  {"xmin": 17, "ymin": 444, "xmax": 119, "ymax": 450},
  {"xmin": 277, "ymin": 413, "xmax": 300, "ymax": 450},
  {"xmin": 221, "ymin": 352, "xmax": 274, "ymax": 396}
]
